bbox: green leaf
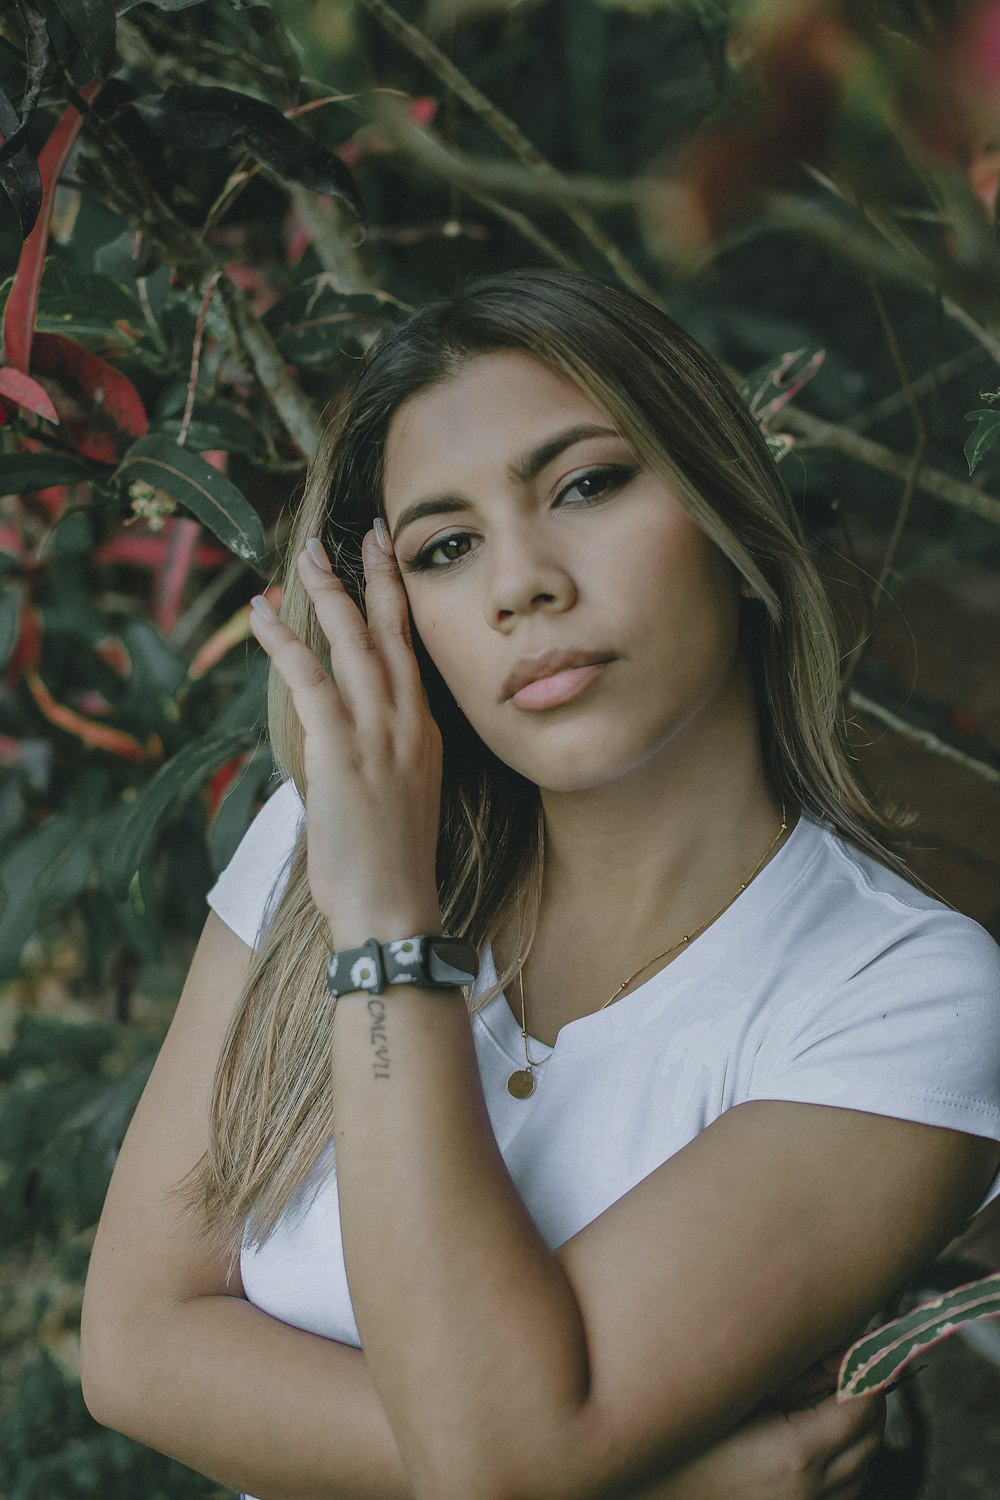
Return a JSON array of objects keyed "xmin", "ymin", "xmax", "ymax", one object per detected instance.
[
  {"xmin": 262, "ymin": 280, "xmax": 393, "ymax": 369},
  {"xmin": 156, "ymin": 400, "xmax": 263, "ymax": 457},
  {"xmin": 0, "ymin": 818, "xmax": 93, "ymax": 983},
  {"xmin": 964, "ymin": 408, "xmax": 1000, "ymax": 475},
  {"xmin": 36, "ymin": 260, "xmax": 144, "ymax": 343},
  {"xmin": 738, "ymin": 348, "xmax": 825, "ymax": 425},
  {"xmin": 132, "ymin": 85, "xmax": 367, "ymax": 227},
  {"xmin": 105, "ymin": 726, "xmax": 259, "ymax": 897},
  {"xmin": 839, "ymin": 1271, "xmax": 1000, "ymax": 1398},
  {"xmin": 117, "ymin": 618, "xmax": 188, "ymax": 729},
  {"xmin": 116, "ymin": 434, "xmax": 266, "ymax": 571},
  {"xmin": 0, "ymin": 83, "xmax": 42, "ymax": 239},
  {"xmin": 0, "ymin": 584, "xmax": 24, "ymax": 668},
  {"xmin": 0, "ymin": 452, "xmax": 90, "ymax": 493},
  {"xmin": 49, "ymin": 0, "xmax": 117, "ymax": 78},
  {"xmin": 208, "ymin": 750, "xmax": 274, "ymax": 874}
]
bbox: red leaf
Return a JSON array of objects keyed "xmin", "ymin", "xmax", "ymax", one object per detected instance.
[
  {"xmin": 2, "ymin": 82, "xmax": 104, "ymax": 373},
  {"xmin": 94, "ymin": 636, "xmax": 132, "ymax": 677},
  {"xmin": 0, "ymin": 734, "xmax": 23, "ymax": 767},
  {"xmin": 155, "ymin": 516, "xmax": 200, "ymax": 634},
  {"xmin": 0, "ymin": 521, "xmax": 24, "ymax": 559},
  {"xmin": 93, "ymin": 525, "xmax": 229, "ymax": 570},
  {"xmin": 206, "ymin": 751, "xmax": 251, "ymax": 818},
  {"xmin": 969, "ymin": 135, "xmax": 1000, "ymax": 222},
  {"xmin": 408, "ymin": 96, "xmax": 438, "ymax": 127},
  {"xmin": 25, "ymin": 669, "xmax": 153, "ymax": 761},
  {"xmin": 0, "ymin": 366, "xmax": 60, "ymax": 423},
  {"xmin": 29, "ymin": 332, "xmax": 147, "ymax": 463}
]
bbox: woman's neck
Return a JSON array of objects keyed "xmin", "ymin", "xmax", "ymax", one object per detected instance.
[{"xmin": 530, "ymin": 675, "xmax": 789, "ymax": 960}]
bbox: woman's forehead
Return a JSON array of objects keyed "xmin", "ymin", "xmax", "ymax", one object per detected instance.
[{"xmin": 382, "ymin": 352, "xmax": 616, "ymax": 508}]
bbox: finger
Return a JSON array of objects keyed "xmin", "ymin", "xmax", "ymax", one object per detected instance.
[
  {"xmin": 360, "ymin": 526, "xmax": 426, "ymax": 711},
  {"xmin": 249, "ymin": 593, "xmax": 348, "ymax": 749},
  {"xmin": 786, "ymin": 1388, "xmax": 882, "ymax": 1470},
  {"xmin": 818, "ymin": 1395, "xmax": 886, "ymax": 1489},
  {"xmin": 298, "ymin": 538, "xmax": 388, "ymax": 717},
  {"xmin": 821, "ymin": 1419, "xmax": 883, "ymax": 1493}
]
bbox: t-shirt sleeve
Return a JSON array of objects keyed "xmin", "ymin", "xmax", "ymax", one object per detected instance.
[
  {"xmin": 749, "ymin": 911, "xmax": 1000, "ymax": 1219},
  {"xmin": 206, "ymin": 776, "xmax": 305, "ymax": 949}
]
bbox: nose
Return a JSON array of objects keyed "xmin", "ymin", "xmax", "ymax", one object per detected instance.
[{"xmin": 482, "ymin": 518, "xmax": 578, "ymax": 629}]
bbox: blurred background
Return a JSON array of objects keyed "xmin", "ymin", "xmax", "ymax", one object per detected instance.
[{"xmin": 1, "ymin": 0, "xmax": 999, "ymax": 1494}]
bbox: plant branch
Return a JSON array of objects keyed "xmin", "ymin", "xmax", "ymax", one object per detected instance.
[
  {"xmin": 846, "ymin": 690, "xmax": 1000, "ymax": 789},
  {"xmin": 70, "ymin": 99, "xmax": 322, "ymax": 461},
  {"xmin": 801, "ymin": 165, "xmax": 1000, "ymax": 365},
  {"xmin": 781, "ymin": 406, "xmax": 1000, "ymax": 527},
  {"xmin": 354, "ymin": 0, "xmax": 662, "ymax": 304},
  {"xmin": 840, "ymin": 279, "xmax": 929, "ymax": 690},
  {"xmin": 851, "ymin": 345, "xmax": 988, "ymax": 434},
  {"xmin": 458, "ymin": 188, "xmax": 584, "ymax": 271}
]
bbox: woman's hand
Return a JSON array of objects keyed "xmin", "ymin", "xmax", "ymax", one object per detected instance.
[
  {"xmin": 633, "ymin": 1389, "xmax": 886, "ymax": 1500},
  {"xmin": 249, "ymin": 531, "xmax": 445, "ymax": 947}
]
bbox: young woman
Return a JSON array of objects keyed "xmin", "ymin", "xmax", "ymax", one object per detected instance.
[{"xmin": 81, "ymin": 269, "xmax": 1000, "ymax": 1500}]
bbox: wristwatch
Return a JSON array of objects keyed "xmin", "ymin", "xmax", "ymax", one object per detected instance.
[{"xmin": 326, "ymin": 934, "xmax": 480, "ymax": 998}]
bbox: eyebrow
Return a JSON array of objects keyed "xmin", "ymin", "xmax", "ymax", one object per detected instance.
[{"xmin": 389, "ymin": 423, "xmax": 620, "ymax": 545}]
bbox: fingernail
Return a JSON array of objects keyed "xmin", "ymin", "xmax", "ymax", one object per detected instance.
[
  {"xmin": 305, "ymin": 537, "xmax": 332, "ymax": 571},
  {"xmin": 372, "ymin": 516, "xmax": 394, "ymax": 556},
  {"xmin": 250, "ymin": 594, "xmax": 277, "ymax": 623}
]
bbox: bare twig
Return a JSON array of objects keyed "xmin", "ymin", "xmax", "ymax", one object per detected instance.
[
  {"xmin": 840, "ymin": 279, "xmax": 929, "ymax": 690},
  {"xmin": 781, "ymin": 407, "xmax": 1000, "ymax": 527},
  {"xmin": 178, "ymin": 270, "xmax": 222, "ymax": 448},
  {"xmin": 70, "ymin": 98, "xmax": 323, "ymax": 461},
  {"xmin": 846, "ymin": 690, "xmax": 1000, "ymax": 788},
  {"xmin": 215, "ymin": 275, "xmax": 321, "ymax": 460},
  {"xmin": 801, "ymin": 165, "xmax": 1000, "ymax": 365},
  {"xmin": 354, "ymin": 0, "xmax": 663, "ymax": 304},
  {"xmin": 851, "ymin": 346, "xmax": 988, "ymax": 433},
  {"xmin": 456, "ymin": 188, "xmax": 584, "ymax": 271}
]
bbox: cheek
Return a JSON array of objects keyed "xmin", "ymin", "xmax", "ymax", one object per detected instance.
[{"xmin": 410, "ymin": 607, "xmax": 475, "ymax": 704}]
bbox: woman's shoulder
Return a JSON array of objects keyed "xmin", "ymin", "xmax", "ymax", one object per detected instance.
[
  {"xmin": 796, "ymin": 810, "xmax": 1000, "ymax": 978},
  {"xmin": 205, "ymin": 777, "xmax": 305, "ymax": 949}
]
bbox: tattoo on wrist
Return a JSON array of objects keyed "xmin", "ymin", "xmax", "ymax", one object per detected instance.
[{"xmin": 367, "ymin": 996, "xmax": 391, "ymax": 1080}]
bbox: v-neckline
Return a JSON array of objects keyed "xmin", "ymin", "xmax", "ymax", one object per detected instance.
[{"xmin": 475, "ymin": 805, "xmax": 821, "ymax": 1061}]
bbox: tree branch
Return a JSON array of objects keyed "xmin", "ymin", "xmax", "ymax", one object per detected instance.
[
  {"xmin": 846, "ymin": 690, "xmax": 1000, "ymax": 788},
  {"xmin": 781, "ymin": 406, "xmax": 1000, "ymax": 527},
  {"xmin": 354, "ymin": 0, "xmax": 662, "ymax": 304},
  {"xmin": 72, "ymin": 101, "xmax": 322, "ymax": 461}
]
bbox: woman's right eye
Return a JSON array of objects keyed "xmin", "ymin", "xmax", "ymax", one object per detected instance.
[{"xmin": 404, "ymin": 532, "xmax": 475, "ymax": 572}]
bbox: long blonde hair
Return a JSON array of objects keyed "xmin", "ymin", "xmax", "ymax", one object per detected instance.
[{"xmin": 184, "ymin": 268, "xmax": 924, "ymax": 1260}]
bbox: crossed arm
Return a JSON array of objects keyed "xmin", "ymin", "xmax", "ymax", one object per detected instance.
[{"xmin": 81, "ymin": 911, "xmax": 998, "ymax": 1500}]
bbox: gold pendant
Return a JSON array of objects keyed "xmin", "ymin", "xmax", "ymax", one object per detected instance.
[{"xmin": 507, "ymin": 1068, "xmax": 536, "ymax": 1099}]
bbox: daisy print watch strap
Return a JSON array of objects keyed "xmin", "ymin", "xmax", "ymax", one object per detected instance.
[{"xmin": 326, "ymin": 934, "xmax": 480, "ymax": 998}]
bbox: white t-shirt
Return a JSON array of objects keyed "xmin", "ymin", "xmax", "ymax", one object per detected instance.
[{"xmin": 207, "ymin": 778, "xmax": 1000, "ymax": 1361}]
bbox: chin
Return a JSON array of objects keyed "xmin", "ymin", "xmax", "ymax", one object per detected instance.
[{"xmin": 490, "ymin": 727, "xmax": 649, "ymax": 794}]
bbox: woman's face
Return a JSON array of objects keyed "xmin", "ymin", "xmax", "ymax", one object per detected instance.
[{"xmin": 382, "ymin": 350, "xmax": 749, "ymax": 793}]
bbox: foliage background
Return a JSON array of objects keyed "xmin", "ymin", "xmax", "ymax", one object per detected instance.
[{"xmin": 1, "ymin": 0, "xmax": 1000, "ymax": 1494}]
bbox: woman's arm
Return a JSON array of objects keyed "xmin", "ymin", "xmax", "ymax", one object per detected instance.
[
  {"xmin": 81, "ymin": 910, "xmax": 881, "ymax": 1500},
  {"xmin": 90, "ymin": 1288, "xmax": 885, "ymax": 1500},
  {"xmin": 91, "ymin": 1293, "xmax": 411, "ymax": 1500},
  {"xmin": 82, "ymin": 906, "xmax": 887, "ymax": 1500},
  {"xmin": 246, "ymin": 536, "xmax": 1000, "ymax": 1500},
  {"xmin": 81, "ymin": 912, "xmax": 413, "ymax": 1500}
]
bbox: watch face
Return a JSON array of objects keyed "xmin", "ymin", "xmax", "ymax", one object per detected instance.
[{"xmin": 427, "ymin": 937, "xmax": 479, "ymax": 985}]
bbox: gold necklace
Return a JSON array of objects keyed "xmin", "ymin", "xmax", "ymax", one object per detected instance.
[{"xmin": 506, "ymin": 804, "xmax": 790, "ymax": 1100}]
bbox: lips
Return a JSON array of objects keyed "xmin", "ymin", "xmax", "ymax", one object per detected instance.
[{"xmin": 501, "ymin": 648, "xmax": 616, "ymax": 702}]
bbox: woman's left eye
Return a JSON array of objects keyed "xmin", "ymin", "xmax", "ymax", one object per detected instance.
[{"xmin": 557, "ymin": 465, "xmax": 638, "ymax": 505}]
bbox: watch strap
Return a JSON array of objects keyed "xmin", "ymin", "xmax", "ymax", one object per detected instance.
[{"xmin": 326, "ymin": 934, "xmax": 479, "ymax": 998}]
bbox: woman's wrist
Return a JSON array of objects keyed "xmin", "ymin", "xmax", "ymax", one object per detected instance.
[{"xmin": 325, "ymin": 906, "xmax": 446, "ymax": 956}]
